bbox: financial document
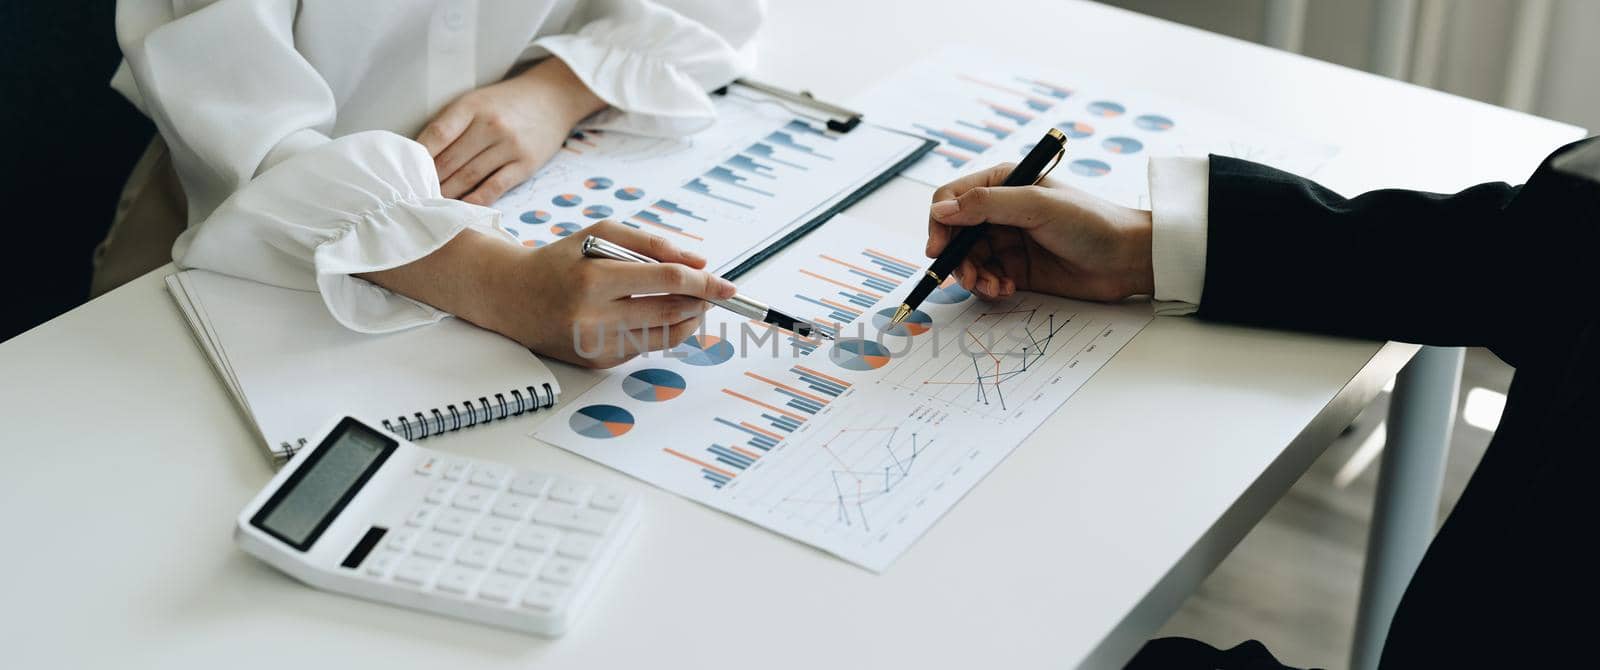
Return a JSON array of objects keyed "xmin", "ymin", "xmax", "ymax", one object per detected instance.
[
  {"xmin": 490, "ymin": 85, "xmax": 927, "ymax": 272},
  {"xmin": 852, "ymin": 46, "xmax": 1338, "ymax": 206},
  {"xmin": 534, "ymin": 216, "xmax": 1153, "ymax": 571}
]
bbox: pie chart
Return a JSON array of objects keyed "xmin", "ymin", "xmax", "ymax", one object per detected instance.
[
  {"xmin": 829, "ymin": 338, "xmax": 892, "ymax": 371},
  {"xmin": 1102, "ymin": 136, "xmax": 1144, "ymax": 154},
  {"xmin": 615, "ymin": 187, "xmax": 646, "ymax": 201},
  {"xmin": 520, "ymin": 210, "xmax": 551, "ymax": 224},
  {"xmin": 1069, "ymin": 159, "xmax": 1112, "ymax": 177},
  {"xmin": 552, "ymin": 193, "xmax": 582, "ymax": 207},
  {"xmin": 622, "ymin": 368, "xmax": 687, "ymax": 402},
  {"xmin": 1086, "ymin": 101, "xmax": 1125, "ymax": 117},
  {"xmin": 551, "ymin": 222, "xmax": 582, "ymax": 237},
  {"xmin": 925, "ymin": 276, "xmax": 973, "ymax": 304},
  {"xmin": 521, "ymin": 239, "xmax": 547, "ymax": 248},
  {"xmin": 1055, "ymin": 121, "xmax": 1095, "ymax": 138},
  {"xmin": 673, "ymin": 335, "xmax": 735, "ymax": 366},
  {"xmin": 569, "ymin": 404, "xmax": 634, "ymax": 439},
  {"xmin": 582, "ymin": 205, "xmax": 613, "ymax": 219},
  {"xmin": 872, "ymin": 307, "xmax": 933, "ymax": 336},
  {"xmin": 1135, "ymin": 114, "xmax": 1174, "ymax": 131},
  {"xmin": 584, "ymin": 176, "xmax": 614, "ymax": 190}
]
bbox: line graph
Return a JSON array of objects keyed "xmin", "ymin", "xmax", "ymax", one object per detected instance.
[
  {"xmin": 949, "ymin": 307, "xmax": 1073, "ymax": 410},
  {"xmin": 777, "ymin": 411, "xmax": 940, "ymax": 532}
]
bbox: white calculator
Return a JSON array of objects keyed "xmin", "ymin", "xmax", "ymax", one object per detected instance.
[{"xmin": 235, "ymin": 416, "xmax": 640, "ymax": 636}]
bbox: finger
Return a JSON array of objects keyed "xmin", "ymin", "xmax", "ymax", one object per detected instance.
[
  {"xmin": 585, "ymin": 220, "xmax": 708, "ymax": 268},
  {"xmin": 441, "ymin": 145, "xmax": 516, "ymax": 200},
  {"xmin": 931, "ymin": 163, "xmax": 1016, "ymax": 203},
  {"xmin": 931, "ymin": 183, "xmax": 1055, "ymax": 230},
  {"xmin": 926, "ymin": 219, "xmax": 951, "ymax": 258},
  {"xmin": 462, "ymin": 160, "xmax": 532, "ymax": 206},
  {"xmin": 434, "ymin": 120, "xmax": 500, "ymax": 188},
  {"xmin": 417, "ymin": 105, "xmax": 474, "ymax": 157},
  {"xmin": 607, "ymin": 261, "xmax": 737, "ymax": 301},
  {"xmin": 605, "ymin": 295, "xmax": 711, "ymax": 330}
]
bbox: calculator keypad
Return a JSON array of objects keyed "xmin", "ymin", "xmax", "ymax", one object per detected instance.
[{"xmin": 360, "ymin": 455, "xmax": 636, "ymax": 619}]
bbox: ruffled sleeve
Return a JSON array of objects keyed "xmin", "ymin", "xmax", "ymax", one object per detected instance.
[
  {"xmin": 529, "ymin": 0, "xmax": 764, "ymax": 137},
  {"xmin": 174, "ymin": 131, "xmax": 500, "ymax": 333}
]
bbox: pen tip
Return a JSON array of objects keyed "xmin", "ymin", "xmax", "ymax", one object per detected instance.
[{"xmin": 887, "ymin": 304, "xmax": 912, "ymax": 325}]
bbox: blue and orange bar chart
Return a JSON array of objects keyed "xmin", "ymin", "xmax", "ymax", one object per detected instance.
[
  {"xmin": 628, "ymin": 199, "xmax": 708, "ymax": 241},
  {"xmin": 668, "ymin": 366, "xmax": 853, "ymax": 488}
]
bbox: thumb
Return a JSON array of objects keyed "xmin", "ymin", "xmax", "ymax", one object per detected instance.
[{"xmin": 930, "ymin": 185, "xmax": 1051, "ymax": 231}]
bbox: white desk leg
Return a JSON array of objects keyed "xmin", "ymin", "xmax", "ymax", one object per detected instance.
[{"xmin": 1349, "ymin": 345, "xmax": 1461, "ymax": 669}]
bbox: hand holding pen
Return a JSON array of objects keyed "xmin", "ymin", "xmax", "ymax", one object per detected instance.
[
  {"xmin": 581, "ymin": 235, "xmax": 825, "ymax": 339},
  {"xmin": 911, "ymin": 128, "xmax": 1158, "ymax": 306}
]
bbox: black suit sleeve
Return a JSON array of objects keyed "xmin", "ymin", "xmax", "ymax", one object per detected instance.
[{"xmin": 1195, "ymin": 139, "xmax": 1598, "ymax": 368}]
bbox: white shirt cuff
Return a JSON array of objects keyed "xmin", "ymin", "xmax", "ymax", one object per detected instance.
[{"xmin": 1148, "ymin": 156, "xmax": 1210, "ymax": 316}]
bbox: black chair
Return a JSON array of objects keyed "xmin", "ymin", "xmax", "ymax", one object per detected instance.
[{"xmin": 2, "ymin": 1, "xmax": 155, "ymax": 341}]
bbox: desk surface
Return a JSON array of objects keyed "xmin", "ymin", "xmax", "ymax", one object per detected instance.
[{"xmin": 0, "ymin": 1, "xmax": 1582, "ymax": 668}]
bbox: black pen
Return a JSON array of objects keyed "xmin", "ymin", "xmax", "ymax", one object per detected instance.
[
  {"xmin": 889, "ymin": 127, "xmax": 1068, "ymax": 324},
  {"xmin": 580, "ymin": 236, "xmax": 829, "ymax": 339}
]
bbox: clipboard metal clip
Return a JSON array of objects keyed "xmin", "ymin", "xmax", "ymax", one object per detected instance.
[{"xmin": 718, "ymin": 78, "xmax": 863, "ymax": 133}]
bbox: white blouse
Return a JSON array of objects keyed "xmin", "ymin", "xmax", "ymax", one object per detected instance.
[{"xmin": 112, "ymin": 0, "xmax": 763, "ymax": 333}]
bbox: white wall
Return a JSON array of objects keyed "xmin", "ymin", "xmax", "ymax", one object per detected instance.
[{"xmin": 1099, "ymin": 0, "xmax": 1597, "ymax": 133}]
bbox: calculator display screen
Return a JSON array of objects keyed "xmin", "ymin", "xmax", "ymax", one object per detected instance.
[{"xmin": 251, "ymin": 418, "xmax": 397, "ymax": 551}]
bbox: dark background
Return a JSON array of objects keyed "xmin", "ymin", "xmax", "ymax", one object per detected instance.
[{"xmin": 2, "ymin": 1, "xmax": 154, "ymax": 342}]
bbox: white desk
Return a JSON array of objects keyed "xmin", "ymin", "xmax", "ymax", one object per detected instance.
[{"xmin": 0, "ymin": 1, "xmax": 1581, "ymax": 667}]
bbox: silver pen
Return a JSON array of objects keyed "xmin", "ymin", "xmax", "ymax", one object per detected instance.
[{"xmin": 580, "ymin": 236, "xmax": 830, "ymax": 339}]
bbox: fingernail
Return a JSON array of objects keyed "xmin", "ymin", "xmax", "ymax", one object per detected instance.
[
  {"xmin": 715, "ymin": 277, "xmax": 737, "ymax": 298},
  {"xmin": 930, "ymin": 199, "xmax": 960, "ymax": 219},
  {"xmin": 684, "ymin": 250, "xmax": 706, "ymax": 264}
]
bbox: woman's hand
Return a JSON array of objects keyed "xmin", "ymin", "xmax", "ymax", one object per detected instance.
[
  {"xmin": 361, "ymin": 221, "xmax": 736, "ymax": 369},
  {"xmin": 926, "ymin": 163, "xmax": 1156, "ymax": 302},
  {"xmin": 418, "ymin": 57, "xmax": 607, "ymax": 206}
]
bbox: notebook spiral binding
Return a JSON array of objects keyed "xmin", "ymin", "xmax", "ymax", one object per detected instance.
[{"xmin": 271, "ymin": 382, "xmax": 557, "ymax": 465}]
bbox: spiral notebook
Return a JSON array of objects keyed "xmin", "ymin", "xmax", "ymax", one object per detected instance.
[{"xmin": 166, "ymin": 270, "xmax": 560, "ymax": 465}]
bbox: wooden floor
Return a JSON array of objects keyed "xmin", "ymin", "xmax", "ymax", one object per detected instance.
[{"xmin": 1154, "ymin": 348, "xmax": 1512, "ymax": 669}]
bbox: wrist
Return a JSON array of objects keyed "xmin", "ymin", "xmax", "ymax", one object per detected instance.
[
  {"xmin": 1121, "ymin": 208, "xmax": 1156, "ymax": 297},
  {"xmin": 515, "ymin": 57, "xmax": 607, "ymax": 129}
]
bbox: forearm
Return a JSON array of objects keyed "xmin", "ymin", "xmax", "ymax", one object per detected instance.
[{"xmin": 1196, "ymin": 156, "xmax": 1524, "ymax": 348}]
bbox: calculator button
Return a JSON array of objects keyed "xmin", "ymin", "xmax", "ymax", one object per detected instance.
[
  {"xmin": 589, "ymin": 489, "xmax": 628, "ymax": 512},
  {"xmin": 456, "ymin": 541, "xmax": 500, "ymax": 568},
  {"xmin": 547, "ymin": 479, "xmax": 593, "ymax": 505},
  {"xmin": 520, "ymin": 583, "xmax": 567, "ymax": 611},
  {"xmin": 477, "ymin": 574, "xmax": 526, "ymax": 604},
  {"xmin": 414, "ymin": 533, "xmax": 459, "ymax": 560},
  {"xmin": 514, "ymin": 526, "xmax": 561, "ymax": 552},
  {"xmin": 539, "ymin": 558, "xmax": 584, "ymax": 586},
  {"xmin": 490, "ymin": 494, "xmax": 537, "ymax": 521},
  {"xmin": 435, "ymin": 566, "xmax": 482, "ymax": 595},
  {"xmin": 556, "ymin": 535, "xmax": 600, "ymax": 560},
  {"xmin": 442, "ymin": 461, "xmax": 470, "ymax": 481},
  {"xmin": 452, "ymin": 488, "xmax": 491, "ymax": 512},
  {"xmin": 469, "ymin": 465, "xmax": 510, "ymax": 490},
  {"xmin": 497, "ymin": 549, "xmax": 545, "ymax": 577},
  {"xmin": 434, "ymin": 510, "xmax": 476, "ymax": 535},
  {"xmin": 508, "ymin": 473, "xmax": 551, "ymax": 497},
  {"xmin": 364, "ymin": 551, "xmax": 402, "ymax": 577},
  {"xmin": 415, "ymin": 455, "xmax": 442, "ymax": 477},
  {"xmin": 406, "ymin": 506, "xmax": 438, "ymax": 528},
  {"xmin": 424, "ymin": 483, "xmax": 455, "ymax": 504},
  {"xmin": 534, "ymin": 504, "xmax": 615, "ymax": 535},
  {"xmin": 385, "ymin": 529, "xmax": 418, "ymax": 551},
  {"xmin": 393, "ymin": 559, "xmax": 441, "ymax": 586},
  {"xmin": 474, "ymin": 518, "xmax": 515, "ymax": 544}
]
